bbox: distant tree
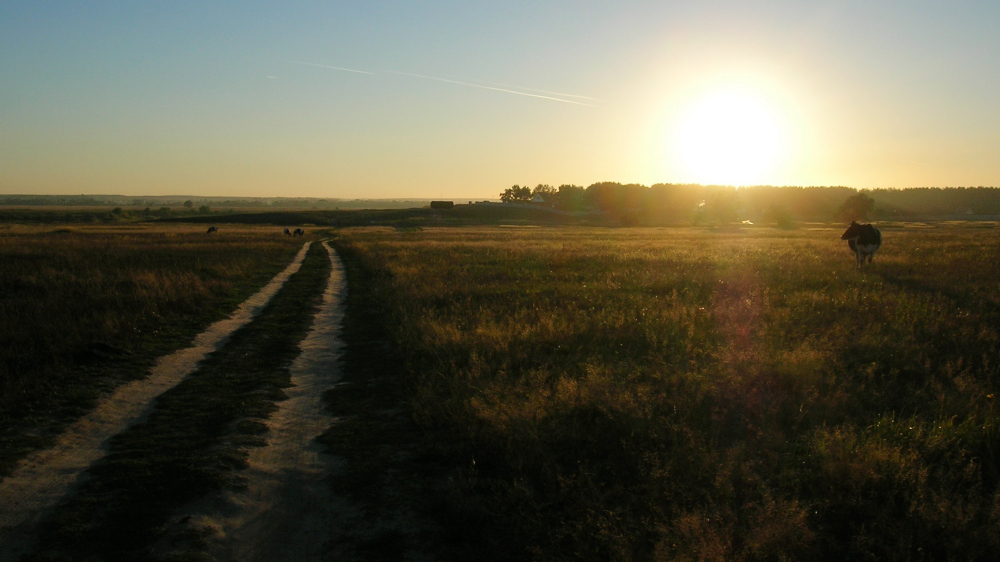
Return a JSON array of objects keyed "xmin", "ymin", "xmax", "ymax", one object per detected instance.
[
  {"xmin": 708, "ymin": 191, "xmax": 739, "ymax": 225},
  {"xmin": 500, "ymin": 185, "xmax": 533, "ymax": 203},
  {"xmin": 836, "ymin": 192, "xmax": 875, "ymax": 222},
  {"xmin": 111, "ymin": 207, "xmax": 124, "ymax": 216},
  {"xmin": 531, "ymin": 184, "xmax": 556, "ymax": 197},
  {"xmin": 586, "ymin": 182, "xmax": 646, "ymax": 214},
  {"xmin": 764, "ymin": 203, "xmax": 795, "ymax": 229},
  {"xmin": 183, "ymin": 200, "xmax": 193, "ymax": 209},
  {"xmin": 552, "ymin": 184, "xmax": 587, "ymax": 211},
  {"xmin": 198, "ymin": 205, "xmax": 210, "ymax": 214},
  {"xmin": 143, "ymin": 207, "xmax": 151, "ymax": 215}
]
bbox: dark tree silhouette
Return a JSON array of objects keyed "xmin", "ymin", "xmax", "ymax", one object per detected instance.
[
  {"xmin": 708, "ymin": 191, "xmax": 739, "ymax": 225},
  {"xmin": 836, "ymin": 192, "xmax": 876, "ymax": 222},
  {"xmin": 532, "ymin": 184, "xmax": 556, "ymax": 197},
  {"xmin": 552, "ymin": 185, "xmax": 587, "ymax": 211},
  {"xmin": 500, "ymin": 185, "xmax": 533, "ymax": 203}
]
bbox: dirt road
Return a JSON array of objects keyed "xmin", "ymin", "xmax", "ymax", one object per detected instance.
[
  {"xmin": 170, "ymin": 241, "xmax": 348, "ymax": 561},
  {"xmin": 0, "ymin": 243, "xmax": 311, "ymax": 560}
]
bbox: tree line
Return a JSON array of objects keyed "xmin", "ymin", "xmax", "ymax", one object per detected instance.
[{"xmin": 500, "ymin": 183, "xmax": 1000, "ymax": 224}]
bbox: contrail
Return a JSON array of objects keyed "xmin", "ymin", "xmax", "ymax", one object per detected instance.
[
  {"xmin": 383, "ymin": 70, "xmax": 594, "ymax": 106},
  {"xmin": 287, "ymin": 60, "xmax": 374, "ymax": 75},
  {"xmin": 487, "ymin": 81, "xmax": 599, "ymax": 102},
  {"xmin": 286, "ymin": 59, "xmax": 593, "ymax": 106}
]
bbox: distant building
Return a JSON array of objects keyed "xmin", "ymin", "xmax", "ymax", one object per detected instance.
[{"xmin": 430, "ymin": 201, "xmax": 454, "ymax": 209}]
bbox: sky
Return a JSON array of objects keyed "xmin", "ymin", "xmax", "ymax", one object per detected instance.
[{"xmin": 2, "ymin": 1, "xmax": 999, "ymax": 198}]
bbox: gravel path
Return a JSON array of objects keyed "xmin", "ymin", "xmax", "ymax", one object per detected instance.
[{"xmin": 0, "ymin": 242, "xmax": 311, "ymax": 560}]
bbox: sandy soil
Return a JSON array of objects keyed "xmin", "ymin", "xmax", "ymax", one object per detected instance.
[
  {"xmin": 0, "ymin": 242, "xmax": 312, "ymax": 560},
  {"xmin": 163, "ymin": 241, "xmax": 347, "ymax": 561}
]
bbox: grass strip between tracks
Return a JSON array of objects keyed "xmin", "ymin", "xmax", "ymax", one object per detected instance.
[{"xmin": 26, "ymin": 241, "xmax": 331, "ymax": 562}]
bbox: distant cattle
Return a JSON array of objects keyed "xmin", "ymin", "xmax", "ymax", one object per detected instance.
[
  {"xmin": 206, "ymin": 226, "xmax": 218, "ymax": 234},
  {"xmin": 283, "ymin": 228, "xmax": 291, "ymax": 236},
  {"xmin": 841, "ymin": 221, "xmax": 881, "ymax": 267},
  {"xmin": 293, "ymin": 228, "xmax": 305, "ymax": 237}
]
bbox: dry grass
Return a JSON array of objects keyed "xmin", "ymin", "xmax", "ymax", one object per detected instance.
[
  {"xmin": 27, "ymin": 241, "xmax": 333, "ymax": 561},
  {"xmin": 0, "ymin": 224, "xmax": 304, "ymax": 476},
  {"xmin": 333, "ymin": 224, "xmax": 1000, "ymax": 561}
]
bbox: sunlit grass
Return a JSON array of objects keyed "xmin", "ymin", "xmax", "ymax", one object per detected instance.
[
  {"xmin": 0, "ymin": 224, "xmax": 304, "ymax": 475},
  {"xmin": 29, "ymin": 241, "xmax": 333, "ymax": 561},
  {"xmin": 334, "ymin": 224, "xmax": 1000, "ymax": 561}
]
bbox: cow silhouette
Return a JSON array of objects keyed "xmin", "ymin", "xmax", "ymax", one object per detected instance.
[{"xmin": 841, "ymin": 221, "xmax": 881, "ymax": 267}]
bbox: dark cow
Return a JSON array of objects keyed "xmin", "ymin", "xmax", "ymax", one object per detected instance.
[
  {"xmin": 206, "ymin": 226, "xmax": 218, "ymax": 234},
  {"xmin": 840, "ymin": 221, "xmax": 881, "ymax": 267},
  {"xmin": 293, "ymin": 228, "xmax": 305, "ymax": 237},
  {"xmin": 283, "ymin": 228, "xmax": 291, "ymax": 236}
]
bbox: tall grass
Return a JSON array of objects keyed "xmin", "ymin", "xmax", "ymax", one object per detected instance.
[
  {"xmin": 333, "ymin": 224, "xmax": 1000, "ymax": 561},
  {"xmin": 0, "ymin": 225, "xmax": 303, "ymax": 475}
]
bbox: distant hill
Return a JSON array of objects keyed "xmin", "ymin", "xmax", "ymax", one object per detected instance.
[
  {"xmin": 3, "ymin": 186, "xmax": 999, "ymax": 225},
  {"xmin": 0, "ymin": 194, "xmax": 485, "ymax": 210}
]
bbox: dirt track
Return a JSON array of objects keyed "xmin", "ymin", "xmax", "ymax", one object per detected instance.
[
  {"xmin": 169, "ymin": 241, "xmax": 348, "ymax": 561},
  {"xmin": 0, "ymin": 243, "xmax": 311, "ymax": 560}
]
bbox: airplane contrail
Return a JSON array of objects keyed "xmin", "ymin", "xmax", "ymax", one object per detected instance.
[
  {"xmin": 382, "ymin": 70, "xmax": 594, "ymax": 106},
  {"xmin": 287, "ymin": 60, "xmax": 374, "ymax": 75},
  {"xmin": 486, "ymin": 81, "xmax": 599, "ymax": 102},
  {"xmin": 286, "ymin": 59, "xmax": 593, "ymax": 106}
]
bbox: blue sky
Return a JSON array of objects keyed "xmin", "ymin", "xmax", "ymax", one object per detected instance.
[{"xmin": 2, "ymin": 1, "xmax": 999, "ymax": 197}]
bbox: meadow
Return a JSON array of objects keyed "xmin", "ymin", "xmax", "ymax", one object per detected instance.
[
  {"xmin": 332, "ymin": 223, "xmax": 1000, "ymax": 561},
  {"xmin": 28, "ymin": 241, "xmax": 332, "ymax": 561},
  {"xmin": 0, "ymin": 224, "xmax": 304, "ymax": 476}
]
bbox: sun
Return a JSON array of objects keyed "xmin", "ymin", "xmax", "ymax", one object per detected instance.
[{"xmin": 672, "ymin": 88, "xmax": 789, "ymax": 186}]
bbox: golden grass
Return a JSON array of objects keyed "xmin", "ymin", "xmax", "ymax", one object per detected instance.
[
  {"xmin": 334, "ymin": 224, "xmax": 1000, "ymax": 561},
  {"xmin": 0, "ymin": 224, "xmax": 304, "ymax": 474}
]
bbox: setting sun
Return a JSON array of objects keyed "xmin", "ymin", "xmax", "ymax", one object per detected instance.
[{"xmin": 672, "ymin": 88, "xmax": 790, "ymax": 186}]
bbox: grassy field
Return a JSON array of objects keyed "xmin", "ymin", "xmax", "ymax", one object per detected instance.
[
  {"xmin": 0, "ymin": 224, "xmax": 304, "ymax": 476},
  {"xmin": 331, "ymin": 223, "xmax": 1000, "ymax": 561},
  {"xmin": 27, "ymin": 241, "xmax": 332, "ymax": 561}
]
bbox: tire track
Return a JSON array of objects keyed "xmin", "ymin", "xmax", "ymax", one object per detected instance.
[
  {"xmin": 163, "ymin": 241, "xmax": 346, "ymax": 561},
  {"xmin": 0, "ymin": 242, "xmax": 311, "ymax": 560}
]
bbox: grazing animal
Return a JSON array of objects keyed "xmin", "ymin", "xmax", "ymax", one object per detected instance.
[
  {"xmin": 283, "ymin": 228, "xmax": 291, "ymax": 236},
  {"xmin": 841, "ymin": 221, "xmax": 881, "ymax": 267},
  {"xmin": 293, "ymin": 228, "xmax": 305, "ymax": 237},
  {"xmin": 206, "ymin": 226, "xmax": 218, "ymax": 234}
]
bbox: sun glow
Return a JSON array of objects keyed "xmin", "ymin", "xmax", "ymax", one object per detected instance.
[{"xmin": 671, "ymin": 87, "xmax": 790, "ymax": 186}]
